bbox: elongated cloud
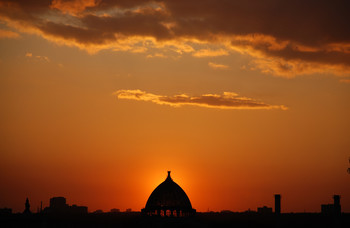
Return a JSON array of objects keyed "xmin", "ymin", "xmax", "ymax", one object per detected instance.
[
  {"xmin": 114, "ymin": 90, "xmax": 287, "ymax": 110},
  {"xmin": 208, "ymin": 62, "xmax": 229, "ymax": 70},
  {"xmin": 50, "ymin": 0, "xmax": 98, "ymax": 15},
  {"xmin": 25, "ymin": 52, "xmax": 50, "ymax": 62},
  {"xmin": 192, "ymin": 49, "xmax": 229, "ymax": 58},
  {"xmin": 1, "ymin": 0, "xmax": 350, "ymax": 77}
]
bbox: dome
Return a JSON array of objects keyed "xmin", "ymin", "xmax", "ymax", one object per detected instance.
[{"xmin": 142, "ymin": 171, "xmax": 196, "ymax": 217}]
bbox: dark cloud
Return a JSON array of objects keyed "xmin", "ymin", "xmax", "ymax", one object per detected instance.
[
  {"xmin": 166, "ymin": 0, "xmax": 350, "ymax": 45},
  {"xmin": 93, "ymin": 0, "xmax": 154, "ymax": 10},
  {"xmin": 1, "ymin": 0, "xmax": 349, "ymax": 76},
  {"xmin": 81, "ymin": 12, "xmax": 172, "ymax": 41},
  {"xmin": 38, "ymin": 21, "xmax": 116, "ymax": 45}
]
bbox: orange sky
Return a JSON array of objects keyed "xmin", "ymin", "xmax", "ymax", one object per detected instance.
[{"xmin": 1, "ymin": 0, "xmax": 350, "ymax": 213}]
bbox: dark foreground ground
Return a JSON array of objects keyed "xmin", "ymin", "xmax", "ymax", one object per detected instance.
[{"xmin": 1, "ymin": 212, "xmax": 349, "ymax": 228}]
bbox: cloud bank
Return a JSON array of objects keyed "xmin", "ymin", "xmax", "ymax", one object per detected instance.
[
  {"xmin": 114, "ymin": 89, "xmax": 287, "ymax": 110},
  {"xmin": 1, "ymin": 0, "xmax": 350, "ymax": 77}
]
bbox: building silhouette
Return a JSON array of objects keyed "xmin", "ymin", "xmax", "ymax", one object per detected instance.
[
  {"xmin": 110, "ymin": 208, "xmax": 120, "ymax": 213},
  {"xmin": 257, "ymin": 206, "xmax": 273, "ymax": 214},
  {"xmin": 142, "ymin": 171, "xmax": 196, "ymax": 217},
  {"xmin": 321, "ymin": 195, "xmax": 341, "ymax": 215},
  {"xmin": 43, "ymin": 197, "xmax": 87, "ymax": 214},
  {"xmin": 93, "ymin": 209, "xmax": 104, "ymax": 214},
  {"xmin": 0, "ymin": 208, "xmax": 12, "ymax": 215}
]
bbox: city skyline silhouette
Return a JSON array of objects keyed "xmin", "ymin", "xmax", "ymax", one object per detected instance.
[
  {"xmin": 1, "ymin": 171, "xmax": 348, "ymax": 227},
  {"xmin": 0, "ymin": 171, "xmax": 346, "ymax": 215}
]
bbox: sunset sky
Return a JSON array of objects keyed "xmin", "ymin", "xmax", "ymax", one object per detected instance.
[{"xmin": 1, "ymin": 0, "xmax": 350, "ymax": 213}]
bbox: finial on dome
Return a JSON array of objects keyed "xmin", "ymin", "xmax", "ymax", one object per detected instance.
[{"xmin": 166, "ymin": 171, "xmax": 173, "ymax": 181}]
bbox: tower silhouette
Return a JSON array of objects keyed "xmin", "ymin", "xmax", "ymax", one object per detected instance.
[
  {"xmin": 23, "ymin": 197, "xmax": 31, "ymax": 214},
  {"xmin": 274, "ymin": 194, "xmax": 281, "ymax": 214}
]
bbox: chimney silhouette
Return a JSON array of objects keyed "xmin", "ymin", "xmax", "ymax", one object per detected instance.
[{"xmin": 274, "ymin": 194, "xmax": 281, "ymax": 214}]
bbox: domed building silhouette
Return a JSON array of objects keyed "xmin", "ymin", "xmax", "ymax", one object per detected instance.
[{"xmin": 142, "ymin": 171, "xmax": 196, "ymax": 217}]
